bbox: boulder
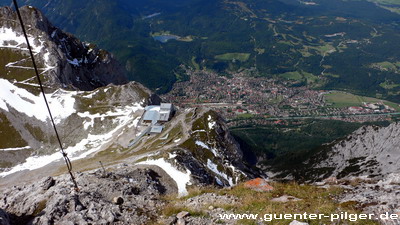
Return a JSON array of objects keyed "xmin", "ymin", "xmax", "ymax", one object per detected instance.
[
  {"xmin": 270, "ymin": 195, "xmax": 302, "ymax": 202},
  {"xmin": 176, "ymin": 211, "xmax": 190, "ymax": 219},
  {"xmin": 289, "ymin": 220, "xmax": 309, "ymax": 225},
  {"xmin": 244, "ymin": 178, "xmax": 274, "ymax": 192}
]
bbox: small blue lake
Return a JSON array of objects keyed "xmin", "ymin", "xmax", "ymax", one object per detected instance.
[{"xmin": 152, "ymin": 35, "xmax": 179, "ymax": 43}]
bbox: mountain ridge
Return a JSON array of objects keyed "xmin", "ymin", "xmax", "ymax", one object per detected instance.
[{"xmin": 0, "ymin": 5, "xmax": 128, "ymax": 91}]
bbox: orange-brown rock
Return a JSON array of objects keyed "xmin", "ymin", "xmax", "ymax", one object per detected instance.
[{"xmin": 244, "ymin": 178, "xmax": 274, "ymax": 192}]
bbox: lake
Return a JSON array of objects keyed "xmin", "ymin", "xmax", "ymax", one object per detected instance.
[{"xmin": 152, "ymin": 35, "xmax": 179, "ymax": 43}]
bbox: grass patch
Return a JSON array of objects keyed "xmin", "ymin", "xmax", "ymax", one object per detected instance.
[
  {"xmin": 280, "ymin": 71, "xmax": 303, "ymax": 80},
  {"xmin": 379, "ymin": 80, "xmax": 400, "ymax": 89},
  {"xmin": 224, "ymin": 182, "xmax": 377, "ymax": 225},
  {"xmin": 254, "ymin": 48, "xmax": 265, "ymax": 54},
  {"xmin": 33, "ymin": 199, "xmax": 47, "ymax": 216},
  {"xmin": 215, "ymin": 53, "xmax": 251, "ymax": 62},
  {"xmin": 0, "ymin": 48, "xmax": 42, "ymax": 82},
  {"xmin": 191, "ymin": 56, "xmax": 200, "ymax": 70},
  {"xmin": 279, "ymin": 71, "xmax": 320, "ymax": 85},
  {"xmin": 162, "ymin": 206, "xmax": 209, "ymax": 218},
  {"xmin": 236, "ymin": 113, "xmax": 254, "ymax": 119},
  {"xmin": 301, "ymin": 44, "xmax": 335, "ymax": 57},
  {"xmin": 163, "ymin": 182, "xmax": 379, "ymax": 225},
  {"xmin": 0, "ymin": 113, "xmax": 28, "ymax": 148},
  {"xmin": 324, "ymin": 73, "xmax": 340, "ymax": 78},
  {"xmin": 302, "ymin": 71, "xmax": 319, "ymax": 83},
  {"xmin": 324, "ymin": 91, "xmax": 400, "ymax": 110},
  {"xmin": 370, "ymin": 61, "xmax": 400, "ymax": 72}
]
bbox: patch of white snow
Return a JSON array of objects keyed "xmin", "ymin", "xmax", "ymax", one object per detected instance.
[{"xmin": 137, "ymin": 158, "xmax": 191, "ymax": 196}]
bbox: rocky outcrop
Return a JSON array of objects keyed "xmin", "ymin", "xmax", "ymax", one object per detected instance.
[
  {"xmin": 270, "ymin": 123, "xmax": 400, "ymax": 182},
  {"xmin": 0, "ymin": 108, "xmax": 256, "ymax": 224},
  {"xmin": 0, "ymin": 6, "xmax": 127, "ymax": 91},
  {"xmin": 337, "ymin": 174, "xmax": 400, "ymax": 225},
  {"xmin": 159, "ymin": 193, "xmax": 239, "ymax": 225},
  {"xmin": 140, "ymin": 109, "xmax": 256, "ymax": 191},
  {"xmin": 264, "ymin": 122, "xmax": 400, "ymax": 224},
  {"xmin": 310, "ymin": 123, "xmax": 400, "ymax": 180},
  {"xmin": 0, "ymin": 166, "xmax": 173, "ymax": 225}
]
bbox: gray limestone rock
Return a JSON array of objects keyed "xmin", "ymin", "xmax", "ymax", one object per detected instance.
[{"xmin": 0, "ymin": 167, "xmax": 170, "ymax": 225}]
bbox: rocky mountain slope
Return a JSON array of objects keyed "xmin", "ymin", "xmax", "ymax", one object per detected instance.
[
  {"xmin": 310, "ymin": 123, "xmax": 400, "ymax": 180},
  {"xmin": 265, "ymin": 122, "xmax": 400, "ymax": 225},
  {"xmin": 0, "ymin": 6, "xmax": 254, "ymax": 197},
  {"xmin": 270, "ymin": 122, "xmax": 400, "ymax": 182},
  {"xmin": 0, "ymin": 6, "xmax": 127, "ymax": 91},
  {"xmin": 0, "ymin": 5, "xmax": 145, "ymax": 176}
]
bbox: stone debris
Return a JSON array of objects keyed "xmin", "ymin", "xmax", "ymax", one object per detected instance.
[
  {"xmin": 336, "ymin": 175, "xmax": 400, "ymax": 225},
  {"xmin": 176, "ymin": 217, "xmax": 186, "ymax": 225},
  {"xmin": 176, "ymin": 211, "xmax": 190, "ymax": 219},
  {"xmin": 0, "ymin": 167, "xmax": 172, "ymax": 225},
  {"xmin": 270, "ymin": 195, "xmax": 302, "ymax": 202},
  {"xmin": 158, "ymin": 193, "xmax": 240, "ymax": 225},
  {"xmin": 289, "ymin": 220, "xmax": 309, "ymax": 225},
  {"xmin": 112, "ymin": 196, "xmax": 124, "ymax": 205},
  {"xmin": 180, "ymin": 193, "xmax": 238, "ymax": 209}
]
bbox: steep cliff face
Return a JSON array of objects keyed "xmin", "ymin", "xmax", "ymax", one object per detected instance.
[
  {"xmin": 311, "ymin": 123, "xmax": 400, "ymax": 179},
  {"xmin": 0, "ymin": 6, "xmax": 127, "ymax": 91},
  {"xmin": 268, "ymin": 123, "xmax": 400, "ymax": 182},
  {"xmin": 261, "ymin": 123, "xmax": 400, "ymax": 224},
  {"xmin": 0, "ymin": 5, "xmax": 147, "ymax": 177},
  {"xmin": 136, "ymin": 109, "xmax": 255, "ymax": 196}
]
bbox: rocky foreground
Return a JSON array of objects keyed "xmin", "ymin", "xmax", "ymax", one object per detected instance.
[
  {"xmin": 2, "ymin": 166, "xmax": 400, "ymax": 225},
  {"xmin": 1, "ymin": 165, "xmax": 167, "ymax": 224},
  {"xmin": 0, "ymin": 163, "xmax": 242, "ymax": 225}
]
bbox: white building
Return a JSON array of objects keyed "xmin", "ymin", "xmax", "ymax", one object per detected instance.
[{"xmin": 142, "ymin": 103, "xmax": 175, "ymax": 133}]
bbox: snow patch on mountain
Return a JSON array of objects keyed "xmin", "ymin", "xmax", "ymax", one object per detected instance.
[
  {"xmin": 0, "ymin": 78, "xmax": 76, "ymax": 123},
  {"xmin": 207, "ymin": 115, "xmax": 216, "ymax": 129},
  {"xmin": 0, "ymin": 146, "xmax": 31, "ymax": 151},
  {"xmin": 0, "ymin": 27, "xmax": 42, "ymax": 53},
  {"xmin": 0, "ymin": 103, "xmax": 144, "ymax": 177},
  {"xmin": 195, "ymin": 140, "xmax": 218, "ymax": 157},
  {"xmin": 0, "ymin": 27, "xmax": 55, "ymax": 74},
  {"xmin": 137, "ymin": 158, "xmax": 192, "ymax": 197},
  {"xmin": 207, "ymin": 159, "xmax": 233, "ymax": 186}
]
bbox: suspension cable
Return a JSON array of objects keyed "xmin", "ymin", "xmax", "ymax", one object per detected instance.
[{"xmin": 12, "ymin": 0, "xmax": 79, "ymax": 191}]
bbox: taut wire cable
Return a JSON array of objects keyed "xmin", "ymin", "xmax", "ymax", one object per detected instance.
[{"xmin": 12, "ymin": 0, "xmax": 79, "ymax": 191}]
